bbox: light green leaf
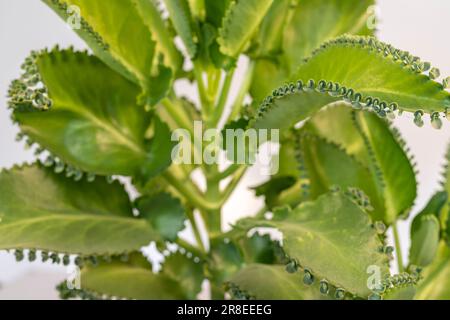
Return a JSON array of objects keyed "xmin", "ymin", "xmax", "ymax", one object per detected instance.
[
  {"xmin": 43, "ymin": 0, "xmax": 154, "ymax": 84},
  {"xmin": 0, "ymin": 164, "xmax": 157, "ymax": 256},
  {"xmin": 298, "ymin": 133, "xmax": 384, "ymax": 221},
  {"xmin": 136, "ymin": 192, "xmax": 186, "ymax": 241},
  {"xmin": 415, "ymin": 242, "xmax": 450, "ymax": 300},
  {"xmin": 80, "ymin": 253, "xmax": 187, "ymax": 299},
  {"xmin": 133, "ymin": 0, "xmax": 184, "ymax": 73},
  {"xmin": 163, "ymin": 0, "xmax": 198, "ymax": 58},
  {"xmin": 409, "ymin": 215, "xmax": 440, "ymax": 268},
  {"xmin": 284, "ymin": 0, "xmax": 375, "ymax": 73},
  {"xmin": 227, "ymin": 264, "xmax": 326, "ymax": 300},
  {"xmin": 10, "ymin": 49, "xmax": 172, "ymax": 178},
  {"xmin": 252, "ymin": 36, "xmax": 450, "ymax": 131},
  {"xmin": 251, "ymin": 0, "xmax": 375, "ymax": 101},
  {"xmin": 204, "ymin": 0, "xmax": 232, "ymax": 28},
  {"xmin": 239, "ymin": 191, "xmax": 390, "ymax": 298},
  {"xmin": 302, "ymin": 104, "xmax": 417, "ymax": 224},
  {"xmin": 162, "ymin": 252, "xmax": 204, "ymax": 299},
  {"xmin": 218, "ymin": 0, "xmax": 274, "ymax": 57}
]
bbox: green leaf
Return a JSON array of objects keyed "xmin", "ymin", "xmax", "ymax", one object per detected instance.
[
  {"xmin": 251, "ymin": 0, "xmax": 375, "ymax": 101},
  {"xmin": 300, "ymin": 104, "xmax": 416, "ymax": 224},
  {"xmin": 227, "ymin": 264, "xmax": 326, "ymax": 300},
  {"xmin": 238, "ymin": 191, "xmax": 390, "ymax": 298},
  {"xmin": 298, "ymin": 133, "xmax": 384, "ymax": 220},
  {"xmin": 352, "ymin": 109, "xmax": 417, "ymax": 222},
  {"xmin": 163, "ymin": 0, "xmax": 198, "ymax": 58},
  {"xmin": 80, "ymin": 253, "xmax": 188, "ymax": 299},
  {"xmin": 136, "ymin": 192, "xmax": 186, "ymax": 242},
  {"xmin": 383, "ymin": 285, "xmax": 416, "ymax": 300},
  {"xmin": 132, "ymin": 0, "xmax": 183, "ymax": 73},
  {"xmin": 0, "ymin": 164, "xmax": 157, "ymax": 256},
  {"xmin": 218, "ymin": 0, "xmax": 274, "ymax": 57},
  {"xmin": 43, "ymin": 0, "xmax": 155, "ymax": 85},
  {"xmin": 252, "ymin": 36, "xmax": 450, "ymax": 131},
  {"xmin": 10, "ymin": 49, "xmax": 172, "ymax": 178},
  {"xmin": 283, "ymin": 0, "xmax": 375, "ymax": 73},
  {"xmin": 162, "ymin": 252, "xmax": 204, "ymax": 299},
  {"xmin": 415, "ymin": 242, "xmax": 450, "ymax": 300},
  {"xmin": 205, "ymin": 0, "xmax": 232, "ymax": 28},
  {"xmin": 409, "ymin": 192, "xmax": 446, "ymax": 267},
  {"xmin": 409, "ymin": 215, "xmax": 440, "ymax": 268}
]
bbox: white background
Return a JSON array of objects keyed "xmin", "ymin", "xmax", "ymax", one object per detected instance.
[{"xmin": 1, "ymin": 0, "xmax": 450, "ymax": 299}]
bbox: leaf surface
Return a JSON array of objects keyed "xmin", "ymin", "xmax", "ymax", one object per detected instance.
[
  {"xmin": 11, "ymin": 49, "xmax": 172, "ymax": 178},
  {"xmin": 0, "ymin": 164, "xmax": 157, "ymax": 255}
]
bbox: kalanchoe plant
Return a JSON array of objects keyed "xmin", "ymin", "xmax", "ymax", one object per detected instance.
[{"xmin": 2, "ymin": 0, "xmax": 450, "ymax": 300}]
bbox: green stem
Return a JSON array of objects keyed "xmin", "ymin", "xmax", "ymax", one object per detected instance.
[
  {"xmin": 162, "ymin": 169, "xmax": 219, "ymax": 211},
  {"xmin": 392, "ymin": 222, "xmax": 404, "ymax": 273},
  {"xmin": 211, "ymin": 163, "xmax": 242, "ymax": 182},
  {"xmin": 185, "ymin": 208, "xmax": 207, "ymax": 253},
  {"xmin": 228, "ymin": 60, "xmax": 255, "ymax": 122},
  {"xmin": 219, "ymin": 165, "xmax": 248, "ymax": 205},
  {"xmin": 211, "ymin": 69, "xmax": 235, "ymax": 126},
  {"xmin": 176, "ymin": 238, "xmax": 206, "ymax": 258},
  {"xmin": 161, "ymin": 98, "xmax": 192, "ymax": 133},
  {"xmin": 193, "ymin": 62, "xmax": 210, "ymax": 115}
]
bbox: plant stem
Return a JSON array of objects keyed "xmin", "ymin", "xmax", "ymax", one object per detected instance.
[
  {"xmin": 211, "ymin": 69, "xmax": 235, "ymax": 126},
  {"xmin": 228, "ymin": 60, "xmax": 255, "ymax": 122},
  {"xmin": 185, "ymin": 208, "xmax": 207, "ymax": 253},
  {"xmin": 193, "ymin": 62, "xmax": 211, "ymax": 115},
  {"xmin": 176, "ymin": 238, "xmax": 206, "ymax": 258},
  {"xmin": 163, "ymin": 169, "xmax": 219, "ymax": 211},
  {"xmin": 219, "ymin": 165, "xmax": 248, "ymax": 205},
  {"xmin": 161, "ymin": 98, "xmax": 192, "ymax": 133},
  {"xmin": 392, "ymin": 222, "xmax": 404, "ymax": 272}
]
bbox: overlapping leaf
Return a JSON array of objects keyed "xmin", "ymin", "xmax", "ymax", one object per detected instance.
[
  {"xmin": 79, "ymin": 253, "xmax": 188, "ymax": 299},
  {"xmin": 0, "ymin": 164, "xmax": 157, "ymax": 255},
  {"xmin": 218, "ymin": 0, "xmax": 274, "ymax": 57},
  {"xmin": 252, "ymin": 36, "xmax": 450, "ymax": 131},
  {"xmin": 238, "ymin": 191, "xmax": 390, "ymax": 298},
  {"xmin": 251, "ymin": 0, "xmax": 375, "ymax": 101},
  {"xmin": 227, "ymin": 264, "xmax": 326, "ymax": 300},
  {"xmin": 10, "ymin": 49, "xmax": 172, "ymax": 178}
]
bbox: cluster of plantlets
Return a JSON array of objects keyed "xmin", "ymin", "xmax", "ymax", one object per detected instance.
[{"xmin": 1, "ymin": 0, "xmax": 450, "ymax": 300}]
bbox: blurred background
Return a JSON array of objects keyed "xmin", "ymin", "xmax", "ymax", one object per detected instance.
[{"xmin": 1, "ymin": 0, "xmax": 449, "ymax": 299}]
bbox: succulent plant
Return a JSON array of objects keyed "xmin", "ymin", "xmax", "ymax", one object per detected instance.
[{"xmin": 1, "ymin": 0, "xmax": 450, "ymax": 300}]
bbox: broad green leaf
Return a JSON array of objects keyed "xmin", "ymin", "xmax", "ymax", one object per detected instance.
[
  {"xmin": 162, "ymin": 252, "xmax": 204, "ymax": 299},
  {"xmin": 204, "ymin": 0, "xmax": 232, "ymax": 28},
  {"xmin": 227, "ymin": 264, "xmax": 326, "ymax": 300},
  {"xmin": 163, "ymin": 0, "xmax": 198, "ymax": 58},
  {"xmin": 251, "ymin": 0, "xmax": 375, "ymax": 101},
  {"xmin": 136, "ymin": 192, "xmax": 186, "ymax": 241},
  {"xmin": 298, "ymin": 133, "xmax": 384, "ymax": 221},
  {"xmin": 10, "ymin": 49, "xmax": 172, "ymax": 178},
  {"xmin": 80, "ymin": 253, "xmax": 187, "ymax": 299},
  {"xmin": 252, "ymin": 36, "xmax": 450, "ymax": 131},
  {"xmin": 252, "ymin": 0, "xmax": 291, "ymax": 57},
  {"xmin": 132, "ymin": 0, "xmax": 183, "ymax": 73},
  {"xmin": 383, "ymin": 286, "xmax": 416, "ymax": 300},
  {"xmin": 218, "ymin": 0, "xmax": 274, "ymax": 57},
  {"xmin": 415, "ymin": 242, "xmax": 450, "ymax": 300},
  {"xmin": 0, "ymin": 164, "xmax": 157, "ymax": 255},
  {"xmin": 409, "ymin": 192, "xmax": 445, "ymax": 267},
  {"xmin": 43, "ymin": 0, "xmax": 157, "ymax": 87},
  {"xmin": 353, "ymin": 109, "xmax": 417, "ymax": 222},
  {"xmin": 284, "ymin": 0, "xmax": 374, "ymax": 73},
  {"xmin": 239, "ymin": 191, "xmax": 390, "ymax": 298},
  {"xmin": 208, "ymin": 233, "xmax": 281, "ymax": 286},
  {"xmin": 409, "ymin": 215, "xmax": 440, "ymax": 268},
  {"xmin": 302, "ymin": 104, "xmax": 417, "ymax": 224}
]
